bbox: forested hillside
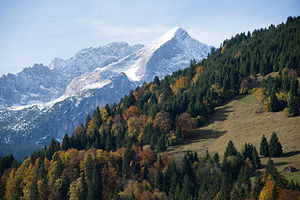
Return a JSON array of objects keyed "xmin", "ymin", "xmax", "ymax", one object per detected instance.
[{"xmin": 0, "ymin": 16, "xmax": 299, "ymax": 200}]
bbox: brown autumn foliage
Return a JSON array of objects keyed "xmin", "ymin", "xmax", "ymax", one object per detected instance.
[
  {"xmin": 123, "ymin": 106, "xmax": 140, "ymax": 120},
  {"xmin": 153, "ymin": 111, "xmax": 172, "ymax": 135},
  {"xmin": 278, "ymin": 189, "xmax": 300, "ymax": 200},
  {"xmin": 73, "ymin": 125, "xmax": 83, "ymax": 137},
  {"xmin": 175, "ymin": 112, "xmax": 197, "ymax": 138}
]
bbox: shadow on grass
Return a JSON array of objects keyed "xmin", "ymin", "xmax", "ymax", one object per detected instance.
[
  {"xmin": 274, "ymin": 162, "xmax": 290, "ymax": 167},
  {"xmin": 201, "ymin": 95, "xmax": 248, "ymax": 125},
  {"xmin": 209, "ymin": 106, "xmax": 233, "ymax": 122},
  {"xmin": 281, "ymin": 151, "xmax": 300, "ymax": 158},
  {"xmin": 184, "ymin": 129, "xmax": 227, "ymax": 144}
]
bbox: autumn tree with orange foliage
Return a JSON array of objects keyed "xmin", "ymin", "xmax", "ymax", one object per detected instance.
[
  {"xmin": 123, "ymin": 105, "xmax": 140, "ymax": 120},
  {"xmin": 171, "ymin": 76, "xmax": 188, "ymax": 95}
]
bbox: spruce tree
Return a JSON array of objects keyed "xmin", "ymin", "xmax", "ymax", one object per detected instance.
[
  {"xmin": 85, "ymin": 154, "xmax": 94, "ymax": 181},
  {"xmin": 287, "ymin": 93, "xmax": 298, "ymax": 116},
  {"xmin": 154, "ymin": 168, "xmax": 164, "ymax": 191},
  {"xmin": 61, "ymin": 134, "xmax": 70, "ymax": 151},
  {"xmin": 122, "ymin": 149, "xmax": 130, "ymax": 178},
  {"xmin": 157, "ymin": 133, "xmax": 167, "ymax": 152},
  {"xmin": 251, "ymin": 147, "xmax": 261, "ymax": 169},
  {"xmin": 85, "ymin": 114, "xmax": 91, "ymax": 130},
  {"xmin": 87, "ymin": 168, "xmax": 102, "ymax": 200},
  {"xmin": 260, "ymin": 135, "xmax": 269, "ymax": 157},
  {"xmin": 143, "ymin": 164, "xmax": 149, "ymax": 180},
  {"xmin": 29, "ymin": 177, "xmax": 38, "ymax": 200},
  {"xmin": 269, "ymin": 132, "xmax": 283, "ymax": 157},
  {"xmin": 218, "ymin": 176, "xmax": 230, "ymax": 200},
  {"xmin": 80, "ymin": 174, "xmax": 88, "ymax": 200},
  {"xmin": 269, "ymin": 88, "xmax": 279, "ymax": 112},
  {"xmin": 224, "ymin": 140, "xmax": 238, "ymax": 157},
  {"xmin": 182, "ymin": 174, "xmax": 194, "ymax": 198},
  {"xmin": 150, "ymin": 135, "xmax": 155, "ymax": 150},
  {"xmin": 253, "ymin": 172, "xmax": 263, "ymax": 200}
]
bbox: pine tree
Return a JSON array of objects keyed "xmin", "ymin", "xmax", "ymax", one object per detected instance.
[
  {"xmin": 143, "ymin": 122, "xmax": 153, "ymax": 144},
  {"xmin": 154, "ymin": 168, "xmax": 164, "ymax": 191},
  {"xmin": 29, "ymin": 178, "xmax": 38, "ymax": 200},
  {"xmin": 80, "ymin": 174, "xmax": 88, "ymax": 200},
  {"xmin": 157, "ymin": 133, "xmax": 167, "ymax": 152},
  {"xmin": 269, "ymin": 88, "xmax": 279, "ymax": 112},
  {"xmin": 182, "ymin": 174, "xmax": 195, "ymax": 198},
  {"xmin": 175, "ymin": 127, "xmax": 182, "ymax": 140},
  {"xmin": 85, "ymin": 154, "xmax": 94, "ymax": 181},
  {"xmin": 213, "ymin": 152, "xmax": 219, "ymax": 164},
  {"xmin": 260, "ymin": 135, "xmax": 269, "ymax": 157},
  {"xmin": 266, "ymin": 159, "xmax": 282, "ymax": 183},
  {"xmin": 224, "ymin": 140, "xmax": 238, "ymax": 157},
  {"xmin": 143, "ymin": 164, "xmax": 149, "ymax": 180},
  {"xmin": 150, "ymin": 135, "xmax": 155, "ymax": 150},
  {"xmin": 122, "ymin": 149, "xmax": 130, "ymax": 178},
  {"xmin": 85, "ymin": 114, "xmax": 91, "ymax": 130},
  {"xmin": 253, "ymin": 173, "xmax": 263, "ymax": 200},
  {"xmin": 174, "ymin": 184, "xmax": 181, "ymax": 200},
  {"xmin": 287, "ymin": 93, "xmax": 298, "ymax": 116},
  {"xmin": 87, "ymin": 168, "xmax": 102, "ymax": 200},
  {"xmin": 252, "ymin": 147, "xmax": 261, "ymax": 169},
  {"xmin": 61, "ymin": 134, "xmax": 70, "ymax": 151},
  {"xmin": 154, "ymin": 76, "xmax": 160, "ymax": 86},
  {"xmin": 269, "ymin": 132, "xmax": 283, "ymax": 157},
  {"xmin": 218, "ymin": 176, "xmax": 230, "ymax": 200}
]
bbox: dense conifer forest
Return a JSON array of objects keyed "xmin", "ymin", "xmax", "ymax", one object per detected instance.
[{"xmin": 0, "ymin": 16, "xmax": 299, "ymax": 200}]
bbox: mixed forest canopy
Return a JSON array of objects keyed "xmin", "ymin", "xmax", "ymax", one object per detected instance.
[{"xmin": 0, "ymin": 16, "xmax": 299, "ymax": 200}]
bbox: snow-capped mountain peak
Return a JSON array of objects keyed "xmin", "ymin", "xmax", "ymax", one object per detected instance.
[
  {"xmin": 0, "ymin": 27, "xmax": 212, "ymax": 160},
  {"xmin": 147, "ymin": 26, "xmax": 184, "ymax": 51},
  {"xmin": 119, "ymin": 26, "xmax": 212, "ymax": 82}
]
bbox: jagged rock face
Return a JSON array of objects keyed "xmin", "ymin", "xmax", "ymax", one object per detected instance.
[
  {"xmin": 0, "ymin": 27, "xmax": 212, "ymax": 160},
  {"xmin": 0, "ymin": 42, "xmax": 143, "ymax": 109},
  {"xmin": 0, "ymin": 64, "xmax": 64, "ymax": 109}
]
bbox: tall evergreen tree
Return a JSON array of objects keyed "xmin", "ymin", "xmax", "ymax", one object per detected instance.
[
  {"xmin": 157, "ymin": 133, "xmax": 167, "ymax": 152},
  {"xmin": 85, "ymin": 114, "xmax": 91, "ymax": 130},
  {"xmin": 122, "ymin": 149, "xmax": 130, "ymax": 178},
  {"xmin": 224, "ymin": 140, "xmax": 238, "ymax": 157},
  {"xmin": 80, "ymin": 174, "xmax": 88, "ymax": 200},
  {"xmin": 269, "ymin": 87, "xmax": 279, "ymax": 112},
  {"xmin": 182, "ymin": 174, "xmax": 194, "ymax": 198},
  {"xmin": 87, "ymin": 168, "xmax": 102, "ymax": 200},
  {"xmin": 252, "ymin": 147, "xmax": 261, "ymax": 169},
  {"xmin": 154, "ymin": 76, "xmax": 160, "ymax": 86},
  {"xmin": 29, "ymin": 178, "xmax": 38, "ymax": 200},
  {"xmin": 218, "ymin": 176, "xmax": 230, "ymax": 200},
  {"xmin": 253, "ymin": 172, "xmax": 263, "ymax": 200},
  {"xmin": 287, "ymin": 93, "xmax": 298, "ymax": 116},
  {"xmin": 260, "ymin": 135, "xmax": 269, "ymax": 157},
  {"xmin": 154, "ymin": 168, "xmax": 164, "ymax": 191},
  {"xmin": 269, "ymin": 132, "xmax": 283, "ymax": 157},
  {"xmin": 85, "ymin": 154, "xmax": 94, "ymax": 181},
  {"xmin": 61, "ymin": 134, "xmax": 70, "ymax": 151}
]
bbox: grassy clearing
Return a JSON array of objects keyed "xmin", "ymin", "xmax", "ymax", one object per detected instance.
[{"xmin": 169, "ymin": 94, "xmax": 300, "ymax": 182}]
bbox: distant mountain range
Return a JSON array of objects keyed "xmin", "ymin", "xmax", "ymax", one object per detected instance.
[{"xmin": 0, "ymin": 27, "xmax": 212, "ymax": 159}]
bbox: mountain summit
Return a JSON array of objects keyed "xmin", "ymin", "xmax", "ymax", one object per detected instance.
[
  {"xmin": 108, "ymin": 26, "xmax": 211, "ymax": 82},
  {"xmin": 0, "ymin": 27, "xmax": 212, "ymax": 160}
]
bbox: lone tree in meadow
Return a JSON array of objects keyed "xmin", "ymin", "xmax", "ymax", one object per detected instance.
[
  {"xmin": 269, "ymin": 133, "xmax": 283, "ymax": 157},
  {"xmin": 260, "ymin": 135, "xmax": 269, "ymax": 157}
]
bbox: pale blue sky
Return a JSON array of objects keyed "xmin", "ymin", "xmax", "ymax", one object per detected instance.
[{"xmin": 0, "ymin": 0, "xmax": 299, "ymax": 75}]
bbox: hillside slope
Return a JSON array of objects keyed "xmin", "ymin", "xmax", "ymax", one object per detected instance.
[{"xmin": 169, "ymin": 93, "xmax": 300, "ymax": 181}]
